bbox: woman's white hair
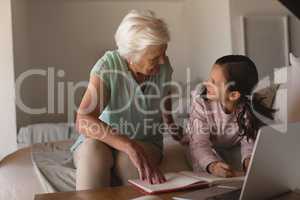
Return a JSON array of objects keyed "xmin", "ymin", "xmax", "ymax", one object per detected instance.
[{"xmin": 115, "ymin": 10, "xmax": 170, "ymax": 63}]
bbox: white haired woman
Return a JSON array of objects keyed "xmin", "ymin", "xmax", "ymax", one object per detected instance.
[{"xmin": 71, "ymin": 10, "xmax": 181, "ymax": 190}]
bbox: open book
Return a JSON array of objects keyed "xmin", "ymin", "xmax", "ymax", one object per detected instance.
[{"xmin": 128, "ymin": 171, "xmax": 244, "ymax": 195}]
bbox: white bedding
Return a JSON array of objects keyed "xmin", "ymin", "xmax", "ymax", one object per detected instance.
[
  {"xmin": 31, "ymin": 140, "xmax": 76, "ymax": 193},
  {"xmin": 17, "ymin": 123, "xmax": 78, "ymax": 149}
]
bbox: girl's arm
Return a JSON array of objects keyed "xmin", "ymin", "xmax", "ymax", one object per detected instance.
[
  {"xmin": 187, "ymin": 96, "xmax": 237, "ymax": 177},
  {"xmin": 187, "ymin": 97, "xmax": 221, "ymax": 172},
  {"xmin": 241, "ymin": 137, "xmax": 255, "ymax": 171}
]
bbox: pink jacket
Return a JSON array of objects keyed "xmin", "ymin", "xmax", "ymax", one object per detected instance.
[{"xmin": 181, "ymin": 90, "xmax": 254, "ymax": 172}]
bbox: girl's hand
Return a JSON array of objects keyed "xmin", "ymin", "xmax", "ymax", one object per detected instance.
[
  {"xmin": 243, "ymin": 157, "xmax": 251, "ymax": 172},
  {"xmin": 208, "ymin": 161, "xmax": 235, "ymax": 178},
  {"xmin": 125, "ymin": 141, "xmax": 166, "ymax": 185}
]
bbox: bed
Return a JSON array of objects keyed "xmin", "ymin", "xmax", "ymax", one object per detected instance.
[
  {"xmin": 0, "ymin": 82, "xmax": 281, "ymax": 200},
  {"xmin": 0, "ymin": 127, "xmax": 190, "ymax": 200}
]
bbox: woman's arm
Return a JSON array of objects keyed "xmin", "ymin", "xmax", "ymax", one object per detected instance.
[
  {"xmin": 76, "ymin": 75, "xmax": 166, "ymax": 184},
  {"xmin": 186, "ymin": 97, "xmax": 238, "ymax": 177},
  {"xmin": 162, "ymin": 91, "xmax": 184, "ymax": 141},
  {"xmin": 76, "ymin": 75, "xmax": 130, "ymax": 152}
]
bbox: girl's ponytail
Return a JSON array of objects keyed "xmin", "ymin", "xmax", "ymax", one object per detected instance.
[{"xmin": 236, "ymin": 94, "xmax": 275, "ymax": 140}]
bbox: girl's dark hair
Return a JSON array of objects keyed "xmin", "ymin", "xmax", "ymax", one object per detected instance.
[{"xmin": 213, "ymin": 55, "xmax": 275, "ymax": 140}]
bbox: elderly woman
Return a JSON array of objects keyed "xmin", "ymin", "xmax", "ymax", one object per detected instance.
[{"xmin": 71, "ymin": 10, "xmax": 180, "ymax": 190}]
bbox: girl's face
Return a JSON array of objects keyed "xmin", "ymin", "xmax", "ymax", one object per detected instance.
[
  {"xmin": 205, "ymin": 64, "xmax": 228, "ymax": 101},
  {"xmin": 205, "ymin": 64, "xmax": 240, "ymax": 105}
]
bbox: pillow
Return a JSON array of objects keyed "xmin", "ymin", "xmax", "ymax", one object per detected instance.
[
  {"xmin": 254, "ymin": 84, "xmax": 280, "ymax": 110},
  {"xmin": 290, "ymin": 53, "xmax": 300, "ymax": 67},
  {"xmin": 17, "ymin": 123, "xmax": 78, "ymax": 148}
]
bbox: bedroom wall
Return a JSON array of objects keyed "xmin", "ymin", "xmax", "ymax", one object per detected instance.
[
  {"xmin": 11, "ymin": 0, "xmax": 31, "ymax": 134},
  {"xmin": 12, "ymin": 0, "xmax": 232, "ymax": 130},
  {"xmin": 0, "ymin": 0, "xmax": 17, "ymax": 160},
  {"xmin": 184, "ymin": 0, "xmax": 232, "ymax": 83},
  {"xmin": 229, "ymin": 0, "xmax": 300, "ymax": 59}
]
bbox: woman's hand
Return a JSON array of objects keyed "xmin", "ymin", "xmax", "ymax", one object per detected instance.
[
  {"xmin": 168, "ymin": 124, "xmax": 184, "ymax": 142},
  {"xmin": 208, "ymin": 161, "xmax": 236, "ymax": 178},
  {"xmin": 125, "ymin": 140, "xmax": 166, "ymax": 185}
]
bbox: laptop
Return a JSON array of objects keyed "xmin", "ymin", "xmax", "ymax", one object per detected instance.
[
  {"xmin": 173, "ymin": 122, "xmax": 300, "ymax": 200},
  {"xmin": 240, "ymin": 122, "xmax": 300, "ymax": 199}
]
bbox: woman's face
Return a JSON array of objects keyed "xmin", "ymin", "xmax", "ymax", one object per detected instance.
[
  {"xmin": 205, "ymin": 64, "xmax": 228, "ymax": 101},
  {"xmin": 131, "ymin": 44, "xmax": 167, "ymax": 76}
]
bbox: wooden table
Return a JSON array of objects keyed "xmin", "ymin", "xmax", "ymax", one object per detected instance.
[
  {"xmin": 34, "ymin": 185, "xmax": 300, "ymax": 200},
  {"xmin": 34, "ymin": 186, "xmax": 197, "ymax": 200}
]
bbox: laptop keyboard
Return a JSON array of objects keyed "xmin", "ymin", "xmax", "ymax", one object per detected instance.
[{"xmin": 206, "ymin": 189, "xmax": 241, "ymax": 200}]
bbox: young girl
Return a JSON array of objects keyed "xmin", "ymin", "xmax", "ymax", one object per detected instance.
[{"xmin": 174, "ymin": 55, "xmax": 274, "ymax": 178}]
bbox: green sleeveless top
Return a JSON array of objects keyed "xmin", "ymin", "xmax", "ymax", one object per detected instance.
[{"xmin": 70, "ymin": 50, "xmax": 173, "ymax": 152}]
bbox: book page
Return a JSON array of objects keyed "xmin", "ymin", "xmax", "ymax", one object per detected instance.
[
  {"xmin": 128, "ymin": 173, "xmax": 205, "ymax": 193},
  {"xmin": 179, "ymin": 171, "xmax": 245, "ymax": 185}
]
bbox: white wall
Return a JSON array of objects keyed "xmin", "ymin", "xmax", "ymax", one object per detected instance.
[
  {"xmin": 230, "ymin": 0, "xmax": 300, "ymax": 56},
  {"xmin": 11, "ymin": 0, "xmax": 31, "ymax": 132},
  {"xmin": 0, "ymin": 0, "xmax": 17, "ymax": 160},
  {"xmin": 183, "ymin": 0, "xmax": 232, "ymax": 81},
  {"xmin": 12, "ymin": 0, "xmax": 232, "ymax": 129}
]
